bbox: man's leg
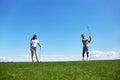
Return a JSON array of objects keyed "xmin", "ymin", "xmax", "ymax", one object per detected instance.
[
  {"xmin": 86, "ymin": 47, "xmax": 89, "ymax": 60},
  {"xmin": 82, "ymin": 47, "xmax": 85, "ymax": 60},
  {"xmin": 86, "ymin": 52, "xmax": 89, "ymax": 60},
  {"xmin": 82, "ymin": 53, "xmax": 85, "ymax": 60}
]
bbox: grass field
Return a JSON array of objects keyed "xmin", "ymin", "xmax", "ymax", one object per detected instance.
[{"xmin": 0, "ymin": 60, "xmax": 120, "ymax": 80}]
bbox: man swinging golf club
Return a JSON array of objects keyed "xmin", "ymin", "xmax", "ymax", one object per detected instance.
[
  {"xmin": 30, "ymin": 35, "xmax": 41, "ymax": 62},
  {"xmin": 81, "ymin": 34, "xmax": 91, "ymax": 60}
]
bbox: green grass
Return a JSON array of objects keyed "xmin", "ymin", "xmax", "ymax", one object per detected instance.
[{"xmin": 0, "ymin": 60, "xmax": 120, "ymax": 80}]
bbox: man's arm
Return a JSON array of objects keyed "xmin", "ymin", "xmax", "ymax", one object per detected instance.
[{"xmin": 88, "ymin": 36, "xmax": 92, "ymax": 43}]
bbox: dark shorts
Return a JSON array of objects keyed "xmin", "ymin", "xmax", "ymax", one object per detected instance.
[
  {"xmin": 82, "ymin": 46, "xmax": 89, "ymax": 54},
  {"xmin": 31, "ymin": 47, "xmax": 37, "ymax": 52}
]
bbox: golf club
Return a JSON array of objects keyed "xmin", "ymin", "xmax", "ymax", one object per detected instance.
[
  {"xmin": 87, "ymin": 26, "xmax": 91, "ymax": 36},
  {"xmin": 39, "ymin": 47, "xmax": 41, "ymax": 62}
]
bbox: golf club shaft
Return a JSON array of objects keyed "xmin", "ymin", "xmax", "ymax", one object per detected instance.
[
  {"xmin": 87, "ymin": 26, "xmax": 91, "ymax": 36},
  {"xmin": 39, "ymin": 47, "xmax": 41, "ymax": 62}
]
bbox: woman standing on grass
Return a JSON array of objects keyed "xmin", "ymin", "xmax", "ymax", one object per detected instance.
[{"xmin": 30, "ymin": 35, "xmax": 41, "ymax": 62}]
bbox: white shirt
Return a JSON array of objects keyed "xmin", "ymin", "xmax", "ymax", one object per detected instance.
[{"xmin": 30, "ymin": 39, "xmax": 39, "ymax": 47}]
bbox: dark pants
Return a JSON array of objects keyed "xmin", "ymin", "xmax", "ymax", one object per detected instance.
[{"xmin": 82, "ymin": 46, "xmax": 89, "ymax": 58}]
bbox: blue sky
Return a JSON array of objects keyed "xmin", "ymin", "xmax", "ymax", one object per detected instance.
[{"xmin": 0, "ymin": 0, "xmax": 120, "ymax": 61}]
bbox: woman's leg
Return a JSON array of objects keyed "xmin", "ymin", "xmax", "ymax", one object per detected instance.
[
  {"xmin": 34, "ymin": 48, "xmax": 39, "ymax": 62},
  {"xmin": 31, "ymin": 48, "xmax": 34, "ymax": 62}
]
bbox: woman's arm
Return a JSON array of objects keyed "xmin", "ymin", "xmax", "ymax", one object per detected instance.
[{"xmin": 38, "ymin": 43, "xmax": 41, "ymax": 48}]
